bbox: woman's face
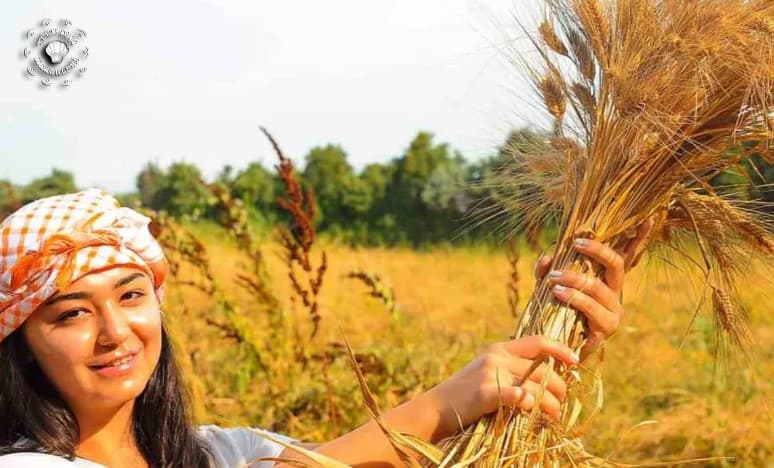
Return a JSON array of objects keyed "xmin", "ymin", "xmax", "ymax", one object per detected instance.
[{"xmin": 22, "ymin": 266, "xmax": 162, "ymax": 413}]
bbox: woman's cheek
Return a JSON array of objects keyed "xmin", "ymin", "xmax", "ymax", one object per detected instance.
[
  {"xmin": 129, "ymin": 305, "xmax": 161, "ymax": 333},
  {"xmin": 39, "ymin": 323, "xmax": 97, "ymax": 368},
  {"xmin": 129, "ymin": 305, "xmax": 162, "ymax": 356},
  {"xmin": 26, "ymin": 324, "xmax": 97, "ymax": 404}
]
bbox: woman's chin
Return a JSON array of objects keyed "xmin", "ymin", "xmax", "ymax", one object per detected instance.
[
  {"xmin": 78, "ymin": 383, "xmax": 148, "ymax": 411},
  {"xmin": 76, "ymin": 356, "xmax": 156, "ymax": 406}
]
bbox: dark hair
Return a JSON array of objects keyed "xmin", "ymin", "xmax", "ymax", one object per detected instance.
[{"xmin": 0, "ymin": 323, "xmax": 213, "ymax": 467}]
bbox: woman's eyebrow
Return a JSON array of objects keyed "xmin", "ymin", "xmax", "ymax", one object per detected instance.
[
  {"xmin": 45, "ymin": 291, "xmax": 91, "ymax": 305},
  {"xmin": 44, "ymin": 273, "xmax": 147, "ymax": 306},
  {"xmin": 114, "ymin": 272, "xmax": 147, "ymax": 289}
]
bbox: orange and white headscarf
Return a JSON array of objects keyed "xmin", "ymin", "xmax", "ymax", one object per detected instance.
[{"xmin": 0, "ymin": 189, "xmax": 167, "ymax": 342}]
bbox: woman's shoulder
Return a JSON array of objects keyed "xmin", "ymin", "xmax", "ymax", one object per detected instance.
[
  {"xmin": 0, "ymin": 452, "xmax": 103, "ymax": 467},
  {"xmin": 0, "ymin": 426, "xmax": 296, "ymax": 468},
  {"xmin": 196, "ymin": 424, "xmax": 297, "ymax": 468}
]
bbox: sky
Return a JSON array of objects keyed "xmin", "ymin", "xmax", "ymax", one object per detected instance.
[{"xmin": 0, "ymin": 0, "xmax": 546, "ymax": 193}]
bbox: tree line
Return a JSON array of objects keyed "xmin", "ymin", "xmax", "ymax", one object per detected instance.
[
  {"xmin": 133, "ymin": 130, "xmax": 522, "ymax": 245},
  {"xmin": 2, "ymin": 129, "xmax": 771, "ymax": 246}
]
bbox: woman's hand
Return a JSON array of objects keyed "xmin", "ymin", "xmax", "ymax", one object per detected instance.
[
  {"xmin": 423, "ymin": 220, "xmax": 654, "ymax": 439},
  {"xmin": 424, "ymin": 336, "xmax": 578, "ymax": 439},
  {"xmin": 534, "ymin": 219, "xmax": 654, "ymax": 354}
]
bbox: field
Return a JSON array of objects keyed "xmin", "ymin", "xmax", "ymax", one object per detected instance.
[{"xmin": 163, "ymin": 223, "xmax": 773, "ymax": 466}]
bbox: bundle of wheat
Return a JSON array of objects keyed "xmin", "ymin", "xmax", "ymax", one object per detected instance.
[
  {"xmin": 270, "ymin": 1, "xmax": 773, "ymax": 465},
  {"xmin": 428, "ymin": 0, "xmax": 774, "ymax": 465}
]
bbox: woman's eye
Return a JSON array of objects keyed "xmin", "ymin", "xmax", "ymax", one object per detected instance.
[
  {"xmin": 121, "ymin": 290, "xmax": 146, "ymax": 302},
  {"xmin": 57, "ymin": 309, "xmax": 88, "ymax": 322}
]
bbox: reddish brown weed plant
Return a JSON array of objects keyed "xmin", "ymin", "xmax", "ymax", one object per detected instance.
[{"xmin": 261, "ymin": 126, "xmax": 328, "ymax": 338}]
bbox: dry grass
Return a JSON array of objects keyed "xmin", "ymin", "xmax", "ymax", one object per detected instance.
[{"xmin": 164, "ymin": 229, "xmax": 773, "ymax": 466}]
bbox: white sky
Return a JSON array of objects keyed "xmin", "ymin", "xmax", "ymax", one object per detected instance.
[{"xmin": 1, "ymin": 0, "xmax": 545, "ymax": 193}]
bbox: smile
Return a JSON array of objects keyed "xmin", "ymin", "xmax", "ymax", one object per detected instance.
[{"xmin": 89, "ymin": 351, "xmax": 140, "ymax": 377}]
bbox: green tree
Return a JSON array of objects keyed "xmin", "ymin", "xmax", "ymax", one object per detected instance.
[
  {"xmin": 387, "ymin": 132, "xmax": 458, "ymax": 244},
  {"xmin": 229, "ymin": 162, "xmax": 280, "ymax": 229},
  {"xmin": 469, "ymin": 127, "xmax": 549, "ymax": 189},
  {"xmin": 353, "ymin": 162, "xmax": 396, "ymax": 244},
  {"xmin": 232, "ymin": 163, "xmax": 276, "ymax": 210},
  {"xmin": 136, "ymin": 162, "xmax": 165, "ymax": 208},
  {"xmin": 216, "ymin": 165, "xmax": 234, "ymax": 185},
  {"xmin": 302, "ymin": 144, "xmax": 365, "ymax": 229},
  {"xmin": 421, "ymin": 155, "xmax": 469, "ymax": 212},
  {"xmin": 152, "ymin": 162, "xmax": 210, "ymax": 219},
  {"xmin": 360, "ymin": 162, "xmax": 394, "ymax": 208},
  {"xmin": 464, "ymin": 128, "xmax": 552, "ymax": 240},
  {"xmin": 20, "ymin": 169, "xmax": 77, "ymax": 203},
  {"xmin": 394, "ymin": 132, "xmax": 451, "ymax": 200},
  {"xmin": 0, "ymin": 180, "xmax": 21, "ymax": 220}
]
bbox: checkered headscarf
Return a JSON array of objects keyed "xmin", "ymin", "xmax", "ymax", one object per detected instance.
[{"xmin": 0, "ymin": 189, "xmax": 167, "ymax": 341}]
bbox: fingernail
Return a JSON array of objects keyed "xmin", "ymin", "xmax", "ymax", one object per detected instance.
[
  {"xmin": 553, "ymin": 284, "xmax": 567, "ymax": 293},
  {"xmin": 524, "ymin": 393, "xmax": 536, "ymax": 406},
  {"xmin": 570, "ymin": 351, "xmax": 580, "ymax": 363},
  {"xmin": 574, "ymin": 238, "xmax": 589, "ymax": 247},
  {"xmin": 548, "ymin": 270, "xmax": 562, "ymax": 279}
]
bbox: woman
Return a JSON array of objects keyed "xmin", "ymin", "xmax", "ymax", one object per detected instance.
[{"xmin": 0, "ymin": 189, "xmax": 650, "ymax": 467}]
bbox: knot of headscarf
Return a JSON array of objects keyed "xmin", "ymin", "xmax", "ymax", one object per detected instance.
[
  {"xmin": 0, "ymin": 189, "xmax": 167, "ymax": 342},
  {"xmin": 9, "ymin": 230, "xmax": 123, "ymax": 290}
]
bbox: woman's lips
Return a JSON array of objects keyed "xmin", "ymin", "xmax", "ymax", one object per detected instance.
[{"xmin": 89, "ymin": 351, "xmax": 140, "ymax": 377}]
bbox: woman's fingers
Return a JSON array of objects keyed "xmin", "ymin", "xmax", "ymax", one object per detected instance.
[
  {"xmin": 541, "ymin": 217, "xmax": 653, "ymax": 293},
  {"xmin": 500, "ymin": 336, "xmax": 579, "ymax": 366},
  {"xmin": 572, "ymin": 239, "xmax": 625, "ymax": 294},
  {"xmin": 523, "ymin": 380, "xmax": 563, "ymax": 420},
  {"xmin": 551, "ymin": 284, "xmax": 619, "ymax": 337},
  {"xmin": 507, "ymin": 360, "xmax": 567, "ymax": 401},
  {"xmin": 488, "ymin": 337, "xmax": 577, "ymax": 421},
  {"xmin": 546, "ymin": 270, "xmax": 620, "ymax": 315},
  {"xmin": 497, "ymin": 385, "xmax": 535, "ymax": 414},
  {"xmin": 497, "ymin": 381, "xmax": 563, "ymax": 420},
  {"xmin": 534, "ymin": 254, "xmax": 553, "ymax": 280}
]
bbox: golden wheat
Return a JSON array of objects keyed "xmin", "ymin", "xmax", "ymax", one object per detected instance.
[{"xmin": 408, "ymin": 0, "xmax": 774, "ymax": 466}]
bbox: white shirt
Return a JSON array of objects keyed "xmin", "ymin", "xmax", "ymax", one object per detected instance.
[{"xmin": 0, "ymin": 425, "xmax": 296, "ymax": 468}]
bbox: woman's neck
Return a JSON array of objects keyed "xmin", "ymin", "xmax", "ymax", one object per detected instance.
[{"xmin": 72, "ymin": 400, "xmax": 149, "ymax": 468}]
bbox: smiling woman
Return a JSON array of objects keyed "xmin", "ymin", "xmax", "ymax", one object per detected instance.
[
  {"xmin": 0, "ymin": 189, "xmax": 295, "ymax": 467},
  {"xmin": 0, "ymin": 189, "xmax": 642, "ymax": 467}
]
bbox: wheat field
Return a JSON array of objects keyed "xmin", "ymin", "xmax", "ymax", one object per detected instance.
[{"xmin": 162, "ymin": 224, "xmax": 772, "ymax": 467}]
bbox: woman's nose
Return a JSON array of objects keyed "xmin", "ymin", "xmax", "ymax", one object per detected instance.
[{"xmin": 96, "ymin": 302, "xmax": 131, "ymax": 346}]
